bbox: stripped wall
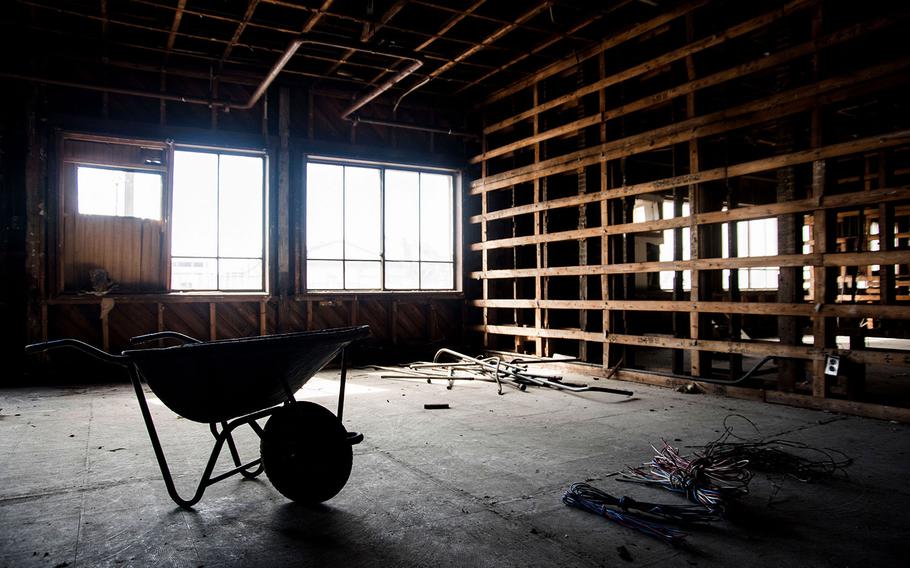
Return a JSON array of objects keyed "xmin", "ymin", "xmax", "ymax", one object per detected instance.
[{"xmin": 466, "ymin": 0, "xmax": 910, "ymax": 420}]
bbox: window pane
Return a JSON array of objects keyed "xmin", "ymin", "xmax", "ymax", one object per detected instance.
[
  {"xmin": 171, "ymin": 257, "xmax": 216, "ymax": 290},
  {"xmin": 77, "ymin": 167, "xmax": 162, "ymax": 220},
  {"xmin": 345, "ymin": 261, "xmax": 381, "ymax": 289},
  {"xmin": 420, "ymin": 262, "xmax": 453, "ymax": 290},
  {"xmin": 172, "ymin": 151, "xmax": 218, "ymax": 257},
  {"xmin": 420, "ymin": 173, "xmax": 453, "ymax": 261},
  {"xmin": 344, "ymin": 167, "xmax": 381, "ymax": 260},
  {"xmin": 219, "ymin": 155, "xmax": 263, "ymax": 258},
  {"xmin": 307, "ymin": 260, "xmax": 343, "ymax": 289},
  {"xmin": 384, "ymin": 170, "xmax": 419, "ymax": 261},
  {"xmin": 219, "ymin": 258, "xmax": 262, "ymax": 290},
  {"xmin": 307, "ymin": 163, "xmax": 344, "ymax": 259},
  {"xmin": 385, "ymin": 261, "xmax": 419, "ymax": 289}
]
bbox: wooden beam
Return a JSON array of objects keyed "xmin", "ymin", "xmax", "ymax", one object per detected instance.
[
  {"xmin": 414, "ymin": 1, "xmax": 549, "ymax": 90},
  {"xmin": 165, "ymin": 0, "xmax": 187, "ymax": 56},
  {"xmin": 471, "ymin": 249, "xmax": 910, "ymax": 279},
  {"xmin": 455, "ymin": 4, "xmax": 615, "ymax": 95},
  {"xmin": 470, "ymin": 298, "xmax": 910, "ymax": 319},
  {"xmin": 472, "ymin": 61, "xmax": 910, "ymax": 193},
  {"xmin": 473, "ymin": 184, "xmax": 910, "ymax": 254},
  {"xmin": 479, "ymin": 14, "xmax": 897, "ymax": 138},
  {"xmin": 470, "ymin": 132, "xmax": 910, "ymax": 213},
  {"xmin": 25, "ymin": 89, "xmax": 45, "ymax": 344},
  {"xmin": 301, "ymin": 0, "xmax": 334, "ymax": 33},
  {"xmin": 278, "ymin": 87, "xmax": 291, "ymax": 331},
  {"xmin": 219, "ymin": 0, "xmax": 261, "ymax": 71},
  {"xmin": 481, "ymin": 0, "xmax": 709, "ymax": 106}
]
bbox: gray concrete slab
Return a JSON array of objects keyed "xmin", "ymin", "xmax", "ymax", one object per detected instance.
[{"xmin": 1, "ymin": 368, "xmax": 908, "ymax": 567}]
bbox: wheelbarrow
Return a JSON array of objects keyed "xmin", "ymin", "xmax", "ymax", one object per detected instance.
[{"xmin": 25, "ymin": 325, "xmax": 371, "ymax": 508}]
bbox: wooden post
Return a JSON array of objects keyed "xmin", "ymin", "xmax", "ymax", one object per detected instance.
[
  {"xmin": 810, "ymin": 4, "xmax": 832, "ymax": 398},
  {"xmin": 259, "ymin": 299, "xmax": 268, "ymax": 335},
  {"xmin": 100, "ymin": 298, "xmax": 114, "ymax": 352},
  {"xmin": 481, "ymin": 116, "xmax": 490, "ymax": 351},
  {"xmin": 599, "ymin": 51, "xmax": 612, "ymax": 370},
  {"xmin": 209, "ymin": 302, "xmax": 217, "ymax": 341},
  {"xmin": 685, "ymin": 14, "xmax": 706, "ymax": 378},
  {"xmin": 533, "ymin": 83, "xmax": 544, "ymax": 357},
  {"xmin": 576, "ymin": 66, "xmax": 589, "ymax": 362},
  {"xmin": 278, "ymin": 87, "xmax": 291, "ymax": 332},
  {"xmin": 25, "ymin": 88, "xmax": 45, "ymax": 345}
]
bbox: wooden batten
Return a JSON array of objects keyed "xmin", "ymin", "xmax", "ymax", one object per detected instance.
[{"xmin": 467, "ymin": 1, "xmax": 910, "ymax": 418}]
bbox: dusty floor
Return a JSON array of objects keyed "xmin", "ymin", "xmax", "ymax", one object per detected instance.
[{"xmin": 1, "ymin": 366, "xmax": 908, "ymax": 567}]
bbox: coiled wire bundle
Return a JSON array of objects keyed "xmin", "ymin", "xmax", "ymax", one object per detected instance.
[
  {"xmin": 562, "ymin": 483, "xmax": 718, "ymax": 546},
  {"xmin": 620, "ymin": 440, "xmax": 752, "ymax": 512}
]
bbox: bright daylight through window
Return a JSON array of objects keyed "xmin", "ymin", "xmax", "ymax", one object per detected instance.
[
  {"xmin": 306, "ymin": 161, "xmax": 456, "ymax": 291},
  {"xmin": 77, "ymin": 166, "xmax": 163, "ymax": 220},
  {"xmin": 170, "ymin": 150, "xmax": 265, "ymax": 291}
]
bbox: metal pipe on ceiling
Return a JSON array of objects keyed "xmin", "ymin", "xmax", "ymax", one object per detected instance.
[
  {"xmin": 3, "ymin": 38, "xmax": 422, "ymax": 114},
  {"xmin": 3, "ymin": 38, "xmax": 471, "ymax": 137},
  {"xmin": 346, "ymin": 115, "xmax": 477, "ymax": 139},
  {"xmin": 339, "ymin": 58, "xmax": 422, "ymax": 119}
]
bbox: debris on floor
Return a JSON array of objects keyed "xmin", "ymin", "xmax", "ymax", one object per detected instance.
[
  {"xmin": 676, "ymin": 382, "xmax": 704, "ymax": 394},
  {"xmin": 375, "ymin": 348, "xmax": 633, "ymax": 397},
  {"xmin": 563, "ymin": 414, "xmax": 854, "ymax": 546},
  {"xmin": 423, "ymin": 403, "xmax": 450, "ymax": 410}
]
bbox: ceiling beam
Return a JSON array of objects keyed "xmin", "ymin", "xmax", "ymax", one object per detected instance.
[
  {"xmin": 453, "ymin": 1, "xmax": 633, "ymax": 94},
  {"xmin": 395, "ymin": 0, "xmax": 550, "ymax": 100},
  {"xmin": 324, "ymin": 0, "xmax": 408, "ymax": 79},
  {"xmin": 165, "ymin": 0, "xmax": 187, "ymax": 56},
  {"xmin": 219, "ymin": 0, "xmax": 261, "ymax": 71},
  {"xmin": 414, "ymin": 0, "xmax": 484, "ymax": 52},
  {"xmin": 301, "ymin": 0, "xmax": 334, "ymax": 33}
]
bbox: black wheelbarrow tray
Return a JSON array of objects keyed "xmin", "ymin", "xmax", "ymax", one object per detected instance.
[{"xmin": 25, "ymin": 325, "xmax": 371, "ymax": 508}]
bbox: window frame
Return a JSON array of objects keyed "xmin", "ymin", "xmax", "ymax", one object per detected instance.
[
  {"xmin": 57, "ymin": 132, "xmax": 269, "ymax": 296},
  {"xmin": 303, "ymin": 155, "xmax": 462, "ymax": 293},
  {"xmin": 168, "ymin": 144, "xmax": 269, "ymax": 293}
]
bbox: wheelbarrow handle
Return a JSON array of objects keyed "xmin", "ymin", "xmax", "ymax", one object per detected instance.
[
  {"xmin": 24, "ymin": 339, "xmax": 128, "ymax": 367},
  {"xmin": 129, "ymin": 331, "xmax": 202, "ymax": 346}
]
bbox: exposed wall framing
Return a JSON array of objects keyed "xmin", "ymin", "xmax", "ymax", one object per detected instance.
[
  {"xmin": 12, "ymin": 74, "xmax": 467, "ymax": 377},
  {"xmin": 467, "ymin": 0, "xmax": 910, "ymax": 421}
]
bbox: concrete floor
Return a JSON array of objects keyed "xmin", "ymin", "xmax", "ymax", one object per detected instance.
[{"xmin": 1, "ymin": 367, "xmax": 908, "ymax": 567}]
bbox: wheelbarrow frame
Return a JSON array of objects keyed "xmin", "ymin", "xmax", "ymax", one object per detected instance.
[{"xmin": 25, "ymin": 327, "xmax": 367, "ymax": 508}]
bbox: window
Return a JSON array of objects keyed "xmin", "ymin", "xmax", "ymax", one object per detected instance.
[
  {"xmin": 642, "ymin": 198, "xmax": 779, "ymax": 292},
  {"xmin": 306, "ymin": 159, "xmax": 457, "ymax": 291},
  {"xmin": 721, "ymin": 217, "xmax": 779, "ymax": 290},
  {"xmin": 170, "ymin": 150, "xmax": 265, "ymax": 291},
  {"xmin": 657, "ymin": 200, "xmax": 692, "ymax": 291},
  {"xmin": 61, "ymin": 134, "xmax": 266, "ymax": 294},
  {"xmin": 77, "ymin": 166, "xmax": 163, "ymax": 220}
]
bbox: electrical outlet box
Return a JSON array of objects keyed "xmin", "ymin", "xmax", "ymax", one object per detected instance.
[{"xmin": 824, "ymin": 355, "xmax": 841, "ymax": 377}]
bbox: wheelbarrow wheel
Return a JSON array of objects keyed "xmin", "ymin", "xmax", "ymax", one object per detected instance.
[{"xmin": 261, "ymin": 401, "xmax": 353, "ymax": 504}]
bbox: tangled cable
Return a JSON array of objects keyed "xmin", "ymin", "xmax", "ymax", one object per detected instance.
[
  {"xmin": 620, "ymin": 440, "xmax": 752, "ymax": 512},
  {"xmin": 562, "ymin": 415, "xmax": 854, "ymax": 546},
  {"xmin": 562, "ymin": 483, "xmax": 715, "ymax": 546},
  {"xmin": 698, "ymin": 415, "xmax": 853, "ymax": 482}
]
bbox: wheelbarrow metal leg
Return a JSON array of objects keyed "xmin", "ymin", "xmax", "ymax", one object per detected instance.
[
  {"xmin": 220, "ymin": 421, "xmax": 265, "ymax": 479},
  {"xmin": 131, "ymin": 365, "xmax": 274, "ymax": 508},
  {"xmin": 337, "ymin": 347, "xmax": 348, "ymax": 422}
]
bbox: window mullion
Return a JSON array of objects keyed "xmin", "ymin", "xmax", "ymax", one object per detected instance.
[
  {"xmin": 216, "ymin": 153, "xmax": 221, "ymax": 291},
  {"xmin": 418, "ymin": 172, "xmax": 422, "ymax": 290},
  {"xmin": 380, "ymin": 166, "xmax": 386, "ymax": 291},
  {"xmin": 342, "ymin": 166, "xmax": 347, "ymax": 291}
]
